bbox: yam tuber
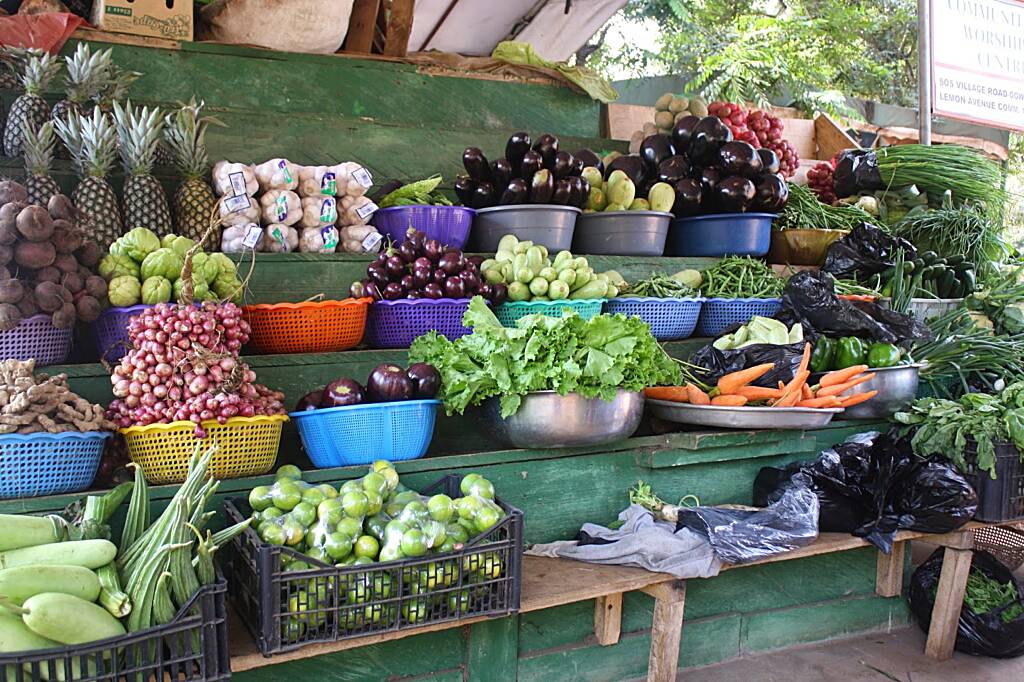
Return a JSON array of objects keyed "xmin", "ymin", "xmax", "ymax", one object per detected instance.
[
  {"xmin": 47, "ymin": 194, "xmax": 76, "ymax": 222},
  {"xmin": 14, "ymin": 240, "xmax": 55, "ymax": 269},
  {"xmin": 0, "ymin": 302, "xmax": 21, "ymax": 330},
  {"xmin": 16, "ymin": 205, "xmax": 54, "ymax": 242},
  {"xmin": 0, "ymin": 181, "xmax": 28, "ymax": 206}
]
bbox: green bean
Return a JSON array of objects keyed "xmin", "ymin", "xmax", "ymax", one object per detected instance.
[{"xmin": 701, "ymin": 257, "xmax": 784, "ymax": 298}]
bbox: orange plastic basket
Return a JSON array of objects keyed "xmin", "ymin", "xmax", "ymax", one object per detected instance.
[{"xmin": 243, "ymin": 298, "xmax": 370, "ymax": 354}]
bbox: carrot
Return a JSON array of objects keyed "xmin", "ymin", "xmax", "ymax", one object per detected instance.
[
  {"xmin": 735, "ymin": 385, "xmax": 784, "ymax": 401},
  {"xmin": 711, "ymin": 395, "xmax": 748, "ymax": 406},
  {"xmin": 796, "ymin": 342, "xmax": 812, "ymax": 376},
  {"xmin": 685, "ymin": 383, "xmax": 711, "ymax": 405},
  {"xmin": 797, "ymin": 396, "xmax": 842, "ymax": 408},
  {"xmin": 644, "ymin": 386, "xmax": 689, "ymax": 402},
  {"xmin": 801, "ymin": 384, "xmax": 813, "ymax": 400},
  {"xmin": 815, "ymin": 373, "xmax": 877, "ymax": 398},
  {"xmin": 838, "ymin": 294, "xmax": 876, "ymax": 302},
  {"xmin": 838, "ymin": 390, "xmax": 878, "ymax": 407},
  {"xmin": 820, "ymin": 365, "xmax": 869, "ymax": 387},
  {"xmin": 716, "ymin": 363, "xmax": 776, "ymax": 395},
  {"xmin": 774, "ymin": 370, "xmax": 810, "ymax": 408}
]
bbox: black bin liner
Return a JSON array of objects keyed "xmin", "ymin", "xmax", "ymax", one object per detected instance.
[
  {"xmin": 909, "ymin": 549, "xmax": 1024, "ymax": 658},
  {"xmin": 833, "ymin": 149, "xmax": 885, "ymax": 198},
  {"xmin": 822, "ymin": 223, "xmax": 917, "ymax": 280},
  {"xmin": 689, "ymin": 342, "xmax": 807, "ymax": 389}
]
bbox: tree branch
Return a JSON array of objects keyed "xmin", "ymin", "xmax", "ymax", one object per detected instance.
[{"xmin": 575, "ymin": 25, "xmax": 610, "ymax": 67}]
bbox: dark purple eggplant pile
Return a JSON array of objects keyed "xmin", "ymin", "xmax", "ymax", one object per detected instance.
[
  {"xmin": 349, "ymin": 228, "xmax": 508, "ymax": 305},
  {"xmin": 296, "ymin": 362, "xmax": 441, "ymax": 411},
  {"xmin": 456, "ymin": 132, "xmax": 595, "ymax": 209}
]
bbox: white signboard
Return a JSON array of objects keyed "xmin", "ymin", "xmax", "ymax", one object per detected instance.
[{"xmin": 931, "ymin": 0, "xmax": 1024, "ymax": 131}]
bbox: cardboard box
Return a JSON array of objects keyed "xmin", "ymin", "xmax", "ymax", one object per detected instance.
[{"xmin": 91, "ymin": 0, "xmax": 193, "ymax": 41}]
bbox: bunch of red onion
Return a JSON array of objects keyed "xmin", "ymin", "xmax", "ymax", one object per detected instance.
[
  {"xmin": 708, "ymin": 103, "xmax": 799, "ymax": 178},
  {"xmin": 806, "ymin": 161, "xmax": 837, "ymax": 204},
  {"xmin": 106, "ymin": 301, "xmax": 285, "ymax": 433}
]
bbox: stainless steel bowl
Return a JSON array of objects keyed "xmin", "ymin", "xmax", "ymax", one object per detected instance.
[
  {"xmin": 826, "ymin": 363, "xmax": 921, "ymax": 419},
  {"xmin": 477, "ymin": 390, "xmax": 644, "ymax": 449}
]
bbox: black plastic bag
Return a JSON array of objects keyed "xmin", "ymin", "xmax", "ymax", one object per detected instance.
[
  {"xmin": 776, "ymin": 270, "xmax": 932, "ymax": 344},
  {"xmin": 833, "ymin": 149, "xmax": 885, "ymax": 198},
  {"xmin": 689, "ymin": 342, "xmax": 807, "ymax": 388},
  {"xmin": 909, "ymin": 549, "xmax": 1024, "ymax": 658},
  {"xmin": 754, "ymin": 430, "xmax": 977, "ymax": 553},
  {"xmin": 676, "ymin": 487, "xmax": 819, "ymax": 564},
  {"xmin": 822, "ymin": 223, "xmax": 917, "ymax": 280}
]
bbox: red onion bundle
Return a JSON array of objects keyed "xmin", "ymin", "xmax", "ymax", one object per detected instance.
[
  {"xmin": 106, "ymin": 301, "xmax": 285, "ymax": 432},
  {"xmin": 807, "ymin": 161, "xmax": 837, "ymax": 204}
]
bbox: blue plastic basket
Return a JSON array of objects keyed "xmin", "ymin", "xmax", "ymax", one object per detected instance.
[
  {"xmin": 603, "ymin": 297, "xmax": 704, "ymax": 341},
  {"xmin": 0, "ymin": 431, "xmax": 110, "ymax": 500},
  {"xmin": 494, "ymin": 299, "xmax": 603, "ymax": 327},
  {"xmin": 289, "ymin": 400, "xmax": 441, "ymax": 468},
  {"xmin": 667, "ymin": 213, "xmax": 775, "ymax": 257},
  {"xmin": 696, "ymin": 298, "xmax": 782, "ymax": 337}
]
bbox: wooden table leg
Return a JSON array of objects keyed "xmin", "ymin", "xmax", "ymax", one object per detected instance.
[
  {"xmin": 875, "ymin": 541, "xmax": 906, "ymax": 597},
  {"xmin": 641, "ymin": 581, "xmax": 687, "ymax": 682},
  {"xmin": 925, "ymin": 547, "xmax": 973, "ymax": 660},
  {"xmin": 594, "ymin": 593, "xmax": 623, "ymax": 646}
]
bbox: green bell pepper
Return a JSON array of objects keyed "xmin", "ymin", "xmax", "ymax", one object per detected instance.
[
  {"xmin": 866, "ymin": 342, "xmax": 901, "ymax": 368},
  {"xmin": 834, "ymin": 337, "xmax": 867, "ymax": 369},
  {"xmin": 809, "ymin": 337, "xmax": 836, "ymax": 373}
]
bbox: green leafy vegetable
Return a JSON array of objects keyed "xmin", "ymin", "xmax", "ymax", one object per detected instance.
[
  {"xmin": 936, "ymin": 569, "xmax": 1024, "ymax": 624},
  {"xmin": 378, "ymin": 175, "xmax": 453, "ymax": 208},
  {"xmin": 409, "ymin": 296, "xmax": 681, "ymax": 417}
]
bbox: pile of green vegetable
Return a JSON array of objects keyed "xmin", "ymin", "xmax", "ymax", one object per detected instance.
[
  {"xmin": 966, "ymin": 264, "xmax": 1024, "ymax": 336},
  {"xmin": 620, "ymin": 271, "xmax": 702, "ymax": 298},
  {"xmin": 894, "ymin": 383, "xmax": 1024, "ymax": 478},
  {"xmin": 890, "ymin": 200, "xmax": 1006, "ymax": 277},
  {"xmin": 99, "ymin": 227, "xmax": 244, "ymax": 306},
  {"xmin": 480, "ymin": 235, "xmax": 624, "ymax": 302},
  {"xmin": 701, "ymin": 256, "xmax": 784, "ymax": 298},
  {"xmin": 713, "ymin": 316, "xmax": 802, "ymax": 350},
  {"xmin": 874, "ymin": 250, "xmax": 977, "ymax": 301},
  {"xmin": 962, "ymin": 569, "xmax": 1024, "ymax": 623},
  {"xmin": 377, "ymin": 176, "xmax": 453, "ymax": 208},
  {"xmin": 874, "ymin": 144, "xmax": 1007, "ymax": 215},
  {"xmin": 582, "ymin": 167, "xmax": 674, "ymax": 213},
  {"xmin": 775, "ymin": 183, "xmax": 877, "ymax": 231},
  {"xmin": 810, "ymin": 336, "xmax": 902, "ymax": 372},
  {"xmin": 409, "ymin": 296, "xmax": 681, "ymax": 417}
]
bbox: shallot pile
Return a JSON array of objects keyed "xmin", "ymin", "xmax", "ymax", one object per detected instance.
[{"xmin": 106, "ymin": 301, "xmax": 285, "ymax": 432}]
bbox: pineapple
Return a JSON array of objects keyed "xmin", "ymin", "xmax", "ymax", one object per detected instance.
[
  {"xmin": 54, "ymin": 108, "xmax": 123, "ymax": 246},
  {"xmin": 92, "ymin": 65, "xmax": 141, "ymax": 116},
  {"xmin": 23, "ymin": 121, "xmax": 60, "ymax": 206},
  {"xmin": 113, "ymin": 100, "xmax": 172, "ymax": 236},
  {"xmin": 51, "ymin": 44, "xmax": 113, "ymax": 157},
  {"xmin": 164, "ymin": 99, "xmax": 220, "ymax": 243},
  {"xmin": 3, "ymin": 52, "xmax": 60, "ymax": 157}
]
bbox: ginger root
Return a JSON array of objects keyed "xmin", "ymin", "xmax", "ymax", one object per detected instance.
[{"xmin": 0, "ymin": 359, "xmax": 115, "ymax": 434}]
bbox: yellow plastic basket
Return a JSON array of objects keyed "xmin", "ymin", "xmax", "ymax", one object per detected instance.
[{"xmin": 120, "ymin": 415, "xmax": 288, "ymax": 485}]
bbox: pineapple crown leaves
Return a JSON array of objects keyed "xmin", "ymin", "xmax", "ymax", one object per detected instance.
[
  {"xmin": 0, "ymin": 47, "xmax": 45, "ymax": 78},
  {"xmin": 20, "ymin": 53, "xmax": 61, "ymax": 96},
  {"xmin": 54, "ymin": 108, "xmax": 118, "ymax": 180},
  {"xmin": 93, "ymin": 65, "xmax": 142, "ymax": 108},
  {"xmin": 112, "ymin": 99, "xmax": 165, "ymax": 177},
  {"xmin": 64, "ymin": 44, "xmax": 114, "ymax": 104},
  {"xmin": 23, "ymin": 121, "xmax": 56, "ymax": 176},
  {"xmin": 163, "ymin": 98, "xmax": 225, "ymax": 180}
]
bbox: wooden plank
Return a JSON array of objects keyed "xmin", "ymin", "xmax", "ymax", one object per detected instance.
[
  {"xmin": 466, "ymin": 616, "xmax": 518, "ymax": 682},
  {"xmin": 875, "ymin": 541, "xmax": 906, "ymax": 598},
  {"xmin": 645, "ymin": 581, "xmax": 686, "ymax": 682},
  {"xmin": 603, "ymin": 103, "xmax": 655, "ymax": 140},
  {"xmin": 383, "ymin": 0, "xmax": 415, "ymax": 57},
  {"xmin": 344, "ymin": 0, "xmax": 382, "ymax": 53},
  {"xmin": 814, "ymin": 113, "xmax": 859, "ymax": 160},
  {"xmin": 639, "ymin": 433, "xmax": 818, "ymax": 469},
  {"xmin": 520, "ymin": 556, "xmax": 673, "ymax": 613},
  {"xmin": 925, "ymin": 546, "xmax": 973, "ymax": 660},
  {"xmin": 781, "ymin": 118, "xmax": 817, "ymax": 160},
  {"xmin": 72, "ymin": 27, "xmax": 181, "ymax": 51},
  {"xmin": 593, "ymin": 593, "xmax": 623, "ymax": 646}
]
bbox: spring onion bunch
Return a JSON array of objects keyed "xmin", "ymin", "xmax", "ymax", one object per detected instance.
[{"xmin": 875, "ymin": 144, "xmax": 1007, "ymax": 213}]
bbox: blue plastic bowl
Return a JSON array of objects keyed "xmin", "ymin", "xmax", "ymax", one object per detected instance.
[
  {"xmin": 289, "ymin": 399, "xmax": 441, "ymax": 468},
  {"xmin": 666, "ymin": 212, "xmax": 775, "ymax": 257}
]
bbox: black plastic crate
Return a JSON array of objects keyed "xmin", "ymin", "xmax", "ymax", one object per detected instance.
[
  {"xmin": 223, "ymin": 474, "xmax": 523, "ymax": 656},
  {"xmin": 963, "ymin": 440, "xmax": 1024, "ymax": 523},
  {"xmin": 0, "ymin": 576, "xmax": 229, "ymax": 682}
]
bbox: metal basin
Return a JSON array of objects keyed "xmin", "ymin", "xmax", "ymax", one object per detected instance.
[
  {"xmin": 817, "ymin": 364, "xmax": 921, "ymax": 419},
  {"xmin": 477, "ymin": 390, "xmax": 644, "ymax": 449}
]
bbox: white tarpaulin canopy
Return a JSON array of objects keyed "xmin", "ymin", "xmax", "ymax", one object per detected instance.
[{"xmin": 407, "ymin": 0, "xmax": 627, "ymax": 61}]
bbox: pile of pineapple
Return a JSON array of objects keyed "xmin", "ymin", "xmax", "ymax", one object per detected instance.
[{"xmin": 1, "ymin": 46, "xmax": 219, "ymax": 253}]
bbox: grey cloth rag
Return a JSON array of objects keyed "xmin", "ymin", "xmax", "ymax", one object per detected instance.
[{"xmin": 526, "ymin": 504, "xmax": 722, "ymax": 579}]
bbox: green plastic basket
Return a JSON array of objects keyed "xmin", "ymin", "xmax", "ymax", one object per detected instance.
[{"xmin": 494, "ymin": 299, "xmax": 604, "ymax": 327}]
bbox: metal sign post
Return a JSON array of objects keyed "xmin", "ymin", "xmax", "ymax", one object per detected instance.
[{"xmin": 918, "ymin": 0, "xmax": 932, "ymax": 145}]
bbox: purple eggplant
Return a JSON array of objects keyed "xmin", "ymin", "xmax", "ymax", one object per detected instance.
[
  {"xmin": 478, "ymin": 282, "xmax": 494, "ymax": 300},
  {"xmin": 466, "ymin": 255, "xmax": 485, "ymax": 268},
  {"xmin": 462, "ymin": 147, "xmax": 490, "ymax": 182},
  {"xmin": 671, "ymin": 115, "xmax": 701, "ymax": 151},
  {"xmin": 715, "ymin": 175, "xmax": 756, "ymax": 212},
  {"xmin": 567, "ymin": 176, "xmax": 589, "ymax": 208},
  {"xmin": 499, "ymin": 178, "xmax": 528, "ymax": 205},
  {"xmin": 459, "ymin": 268, "xmax": 480, "ymax": 291},
  {"xmin": 672, "ymin": 178, "xmax": 703, "ymax": 217},
  {"xmin": 752, "ymin": 173, "xmax": 789, "ymax": 212},
  {"xmin": 757, "ymin": 148, "xmax": 781, "ymax": 175},
  {"xmin": 406, "ymin": 363, "xmax": 441, "ymax": 399},
  {"xmin": 382, "ymin": 282, "xmax": 404, "ymax": 300},
  {"xmin": 413, "ymin": 256, "xmax": 432, "ymax": 271},
  {"xmin": 506, "ymin": 132, "xmax": 532, "ymax": 173},
  {"xmin": 694, "ymin": 166, "xmax": 722, "ymax": 195},
  {"xmin": 296, "ymin": 389, "xmax": 324, "ymax": 411},
  {"xmin": 372, "ymin": 251, "xmax": 387, "ymax": 267},
  {"xmin": 552, "ymin": 151, "xmax": 576, "ymax": 180},
  {"xmin": 605, "ymin": 154, "xmax": 646, "ymax": 186},
  {"xmin": 533, "ymin": 133, "xmax": 559, "ymax": 168},
  {"xmin": 424, "ymin": 238, "xmax": 444, "ymax": 262},
  {"xmin": 444, "ymin": 277, "xmax": 466, "ymax": 298},
  {"xmin": 367, "ymin": 264, "xmax": 389, "ymax": 288},
  {"xmin": 491, "ymin": 283, "xmax": 508, "ymax": 306},
  {"xmin": 439, "ymin": 251, "xmax": 465, "ymax": 275},
  {"xmin": 412, "ymin": 267, "xmax": 431, "ymax": 289},
  {"xmin": 366, "ymin": 364, "xmax": 413, "ymax": 403},
  {"xmin": 407, "ymin": 229, "xmax": 426, "ymax": 252},
  {"xmin": 471, "ymin": 182, "xmax": 495, "ymax": 209},
  {"xmin": 400, "ymin": 274, "xmax": 415, "ymax": 291},
  {"xmin": 551, "ymin": 178, "xmax": 572, "ymax": 205},
  {"xmin": 640, "ymin": 134, "xmax": 675, "ymax": 169},
  {"xmin": 491, "ymin": 158, "xmax": 512, "ymax": 190},
  {"xmin": 364, "ymin": 281, "xmax": 382, "ymax": 301},
  {"xmin": 432, "ymin": 267, "xmax": 447, "ymax": 283},
  {"xmin": 385, "ymin": 254, "xmax": 406, "ymax": 279},
  {"xmin": 718, "ymin": 141, "xmax": 763, "ymax": 178},
  {"xmin": 424, "ymin": 282, "xmax": 443, "ymax": 299},
  {"xmin": 657, "ymin": 155, "xmax": 690, "ymax": 185},
  {"xmin": 320, "ymin": 379, "xmax": 364, "ymax": 408},
  {"xmin": 397, "ymin": 239, "xmax": 418, "ymax": 263},
  {"xmin": 574, "ymin": 148, "xmax": 604, "ymax": 174},
  {"xmin": 520, "ymin": 150, "xmax": 544, "ymax": 180},
  {"xmin": 529, "ymin": 169, "xmax": 555, "ymax": 203},
  {"xmin": 453, "ymin": 176, "xmax": 476, "ymax": 206}
]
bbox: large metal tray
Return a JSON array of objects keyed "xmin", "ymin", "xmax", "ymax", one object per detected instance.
[{"xmin": 647, "ymin": 399, "xmax": 843, "ymax": 430}]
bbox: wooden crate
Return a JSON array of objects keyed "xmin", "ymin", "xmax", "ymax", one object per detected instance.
[{"xmin": 343, "ymin": 0, "xmax": 414, "ymax": 56}]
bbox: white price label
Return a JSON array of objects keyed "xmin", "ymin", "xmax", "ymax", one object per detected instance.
[
  {"xmin": 228, "ymin": 171, "xmax": 248, "ymax": 197},
  {"xmin": 321, "ymin": 172, "xmax": 337, "ymax": 195},
  {"xmin": 223, "ymin": 194, "xmax": 251, "ymax": 213},
  {"xmin": 351, "ymin": 166, "xmax": 373, "ymax": 188},
  {"xmin": 355, "ymin": 200, "xmax": 378, "ymax": 221},
  {"xmin": 242, "ymin": 223, "xmax": 262, "ymax": 248},
  {"xmin": 361, "ymin": 232, "xmax": 383, "ymax": 253},
  {"xmin": 319, "ymin": 197, "xmax": 338, "ymax": 224}
]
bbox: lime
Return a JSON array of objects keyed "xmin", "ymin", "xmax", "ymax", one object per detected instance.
[
  {"xmin": 439, "ymin": 539, "xmax": 456, "ymax": 553},
  {"xmin": 341, "ymin": 491, "xmax": 369, "ymax": 519},
  {"xmin": 325, "ymin": 531, "xmax": 354, "ymax": 560},
  {"xmin": 401, "ymin": 596, "xmax": 430, "ymax": 624},
  {"xmin": 420, "ymin": 520, "xmax": 447, "ymax": 549},
  {"xmin": 346, "ymin": 575, "xmax": 371, "ymax": 604},
  {"xmin": 262, "ymin": 507, "xmax": 284, "ymax": 521},
  {"xmin": 371, "ymin": 459, "xmax": 392, "ymax": 473},
  {"xmin": 364, "ymin": 489, "xmax": 383, "ymax": 516},
  {"xmin": 336, "ymin": 554, "xmax": 357, "ymax": 567},
  {"xmin": 317, "ymin": 498, "xmax": 344, "ymax": 526},
  {"xmin": 248, "ymin": 485, "xmax": 274, "ymax": 512},
  {"xmin": 467, "ymin": 478, "xmax": 495, "ymax": 500},
  {"xmin": 364, "ymin": 513, "xmax": 390, "ymax": 541},
  {"xmin": 361, "ymin": 472, "xmax": 388, "ymax": 497},
  {"xmin": 301, "ymin": 487, "xmax": 326, "ymax": 507},
  {"xmin": 427, "ymin": 494, "xmax": 454, "ymax": 522},
  {"xmin": 385, "ymin": 502, "xmax": 406, "ymax": 518},
  {"xmin": 281, "ymin": 517, "xmax": 306, "ymax": 546},
  {"xmin": 258, "ymin": 521, "xmax": 287, "ymax": 546},
  {"xmin": 354, "ymin": 535, "xmax": 380, "ymax": 559},
  {"xmin": 400, "ymin": 529, "xmax": 428, "ymax": 557},
  {"xmin": 418, "ymin": 561, "xmax": 456, "ymax": 589},
  {"xmin": 474, "ymin": 506, "xmax": 501, "ymax": 533},
  {"xmin": 399, "ymin": 500, "xmax": 429, "ymax": 524},
  {"xmin": 304, "ymin": 525, "xmax": 326, "ymax": 549},
  {"xmin": 336, "ymin": 516, "xmax": 362, "ymax": 538},
  {"xmin": 316, "ymin": 483, "xmax": 338, "ymax": 499},
  {"xmin": 462, "ymin": 554, "xmax": 483, "ymax": 573},
  {"xmin": 378, "ymin": 544, "xmax": 405, "ymax": 562},
  {"xmin": 362, "ymin": 603, "xmax": 386, "ymax": 624},
  {"xmin": 384, "ymin": 519, "xmax": 409, "ymax": 541},
  {"xmin": 460, "ymin": 474, "xmax": 482, "ymax": 496},
  {"xmin": 284, "ymin": 559, "xmax": 312, "ymax": 572},
  {"xmin": 338, "ymin": 606, "xmax": 363, "ymax": 630},
  {"xmin": 447, "ymin": 589, "xmax": 472, "ymax": 614},
  {"xmin": 455, "ymin": 495, "xmax": 481, "ymax": 520},
  {"xmin": 271, "ymin": 481, "xmax": 303, "ymax": 511},
  {"xmin": 446, "ymin": 523, "xmax": 469, "ymax": 544},
  {"xmin": 371, "ymin": 571, "xmax": 393, "ymax": 598},
  {"xmin": 477, "ymin": 553, "xmax": 503, "ymax": 580},
  {"xmin": 353, "ymin": 556, "xmax": 374, "ymax": 566},
  {"xmin": 305, "ymin": 546, "xmax": 330, "ymax": 564},
  {"xmin": 290, "ymin": 501, "xmax": 317, "ymax": 527},
  {"xmin": 276, "ymin": 464, "xmax": 303, "ymax": 481},
  {"xmin": 393, "ymin": 490, "xmax": 420, "ymax": 506},
  {"xmin": 340, "ymin": 480, "xmax": 363, "ymax": 496}
]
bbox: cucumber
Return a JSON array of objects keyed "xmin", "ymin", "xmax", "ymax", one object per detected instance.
[
  {"xmin": 0, "ymin": 540, "xmax": 116, "ymax": 571},
  {"xmin": 0, "ymin": 565, "xmax": 101, "ymax": 605},
  {"xmin": 0, "ymin": 515, "xmax": 64, "ymax": 552},
  {"xmin": 18, "ymin": 593, "xmax": 126, "ymax": 645},
  {"xmin": 919, "ymin": 251, "xmax": 938, "ymax": 265}
]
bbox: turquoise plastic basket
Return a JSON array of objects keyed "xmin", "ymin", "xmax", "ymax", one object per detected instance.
[
  {"xmin": 0, "ymin": 431, "xmax": 110, "ymax": 499},
  {"xmin": 289, "ymin": 400, "xmax": 440, "ymax": 468},
  {"xmin": 495, "ymin": 299, "xmax": 604, "ymax": 327}
]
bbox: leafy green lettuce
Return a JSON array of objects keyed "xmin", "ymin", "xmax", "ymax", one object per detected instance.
[{"xmin": 409, "ymin": 297, "xmax": 680, "ymax": 418}]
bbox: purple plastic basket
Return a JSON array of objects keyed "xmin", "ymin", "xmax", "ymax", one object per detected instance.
[
  {"xmin": 0, "ymin": 314, "xmax": 72, "ymax": 366},
  {"xmin": 93, "ymin": 305, "xmax": 151, "ymax": 363},
  {"xmin": 365, "ymin": 298, "xmax": 477, "ymax": 348},
  {"xmin": 372, "ymin": 205, "xmax": 476, "ymax": 249}
]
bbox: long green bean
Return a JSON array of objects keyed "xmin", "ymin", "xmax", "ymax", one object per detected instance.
[
  {"xmin": 701, "ymin": 257, "xmax": 784, "ymax": 298},
  {"xmin": 775, "ymin": 184, "xmax": 877, "ymax": 231}
]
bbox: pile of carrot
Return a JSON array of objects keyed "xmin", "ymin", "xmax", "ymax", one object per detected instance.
[{"xmin": 644, "ymin": 343, "xmax": 879, "ymax": 409}]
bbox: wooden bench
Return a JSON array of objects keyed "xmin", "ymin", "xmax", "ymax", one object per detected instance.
[{"xmin": 229, "ymin": 522, "xmax": 996, "ymax": 678}]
